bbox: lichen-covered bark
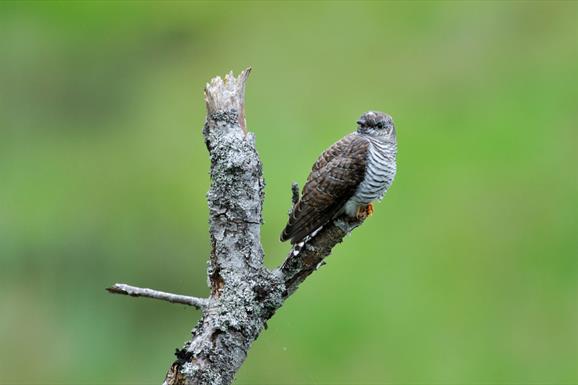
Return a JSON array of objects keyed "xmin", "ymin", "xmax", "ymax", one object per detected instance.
[{"xmin": 164, "ymin": 71, "xmax": 284, "ymax": 385}]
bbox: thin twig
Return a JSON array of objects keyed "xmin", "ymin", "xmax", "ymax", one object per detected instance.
[
  {"xmin": 291, "ymin": 182, "xmax": 300, "ymax": 206},
  {"xmin": 287, "ymin": 182, "xmax": 300, "ymax": 217},
  {"xmin": 106, "ymin": 283, "xmax": 207, "ymax": 310}
]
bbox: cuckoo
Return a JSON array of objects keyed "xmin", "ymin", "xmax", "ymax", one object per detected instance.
[{"xmin": 280, "ymin": 111, "xmax": 397, "ymax": 244}]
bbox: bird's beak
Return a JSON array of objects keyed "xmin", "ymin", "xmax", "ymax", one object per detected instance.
[{"xmin": 356, "ymin": 119, "xmax": 365, "ymax": 125}]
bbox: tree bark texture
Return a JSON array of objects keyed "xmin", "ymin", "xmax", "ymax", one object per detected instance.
[{"xmin": 108, "ymin": 69, "xmax": 365, "ymax": 385}]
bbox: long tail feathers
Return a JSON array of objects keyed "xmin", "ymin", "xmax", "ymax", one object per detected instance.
[{"xmin": 280, "ymin": 226, "xmax": 324, "ymax": 272}]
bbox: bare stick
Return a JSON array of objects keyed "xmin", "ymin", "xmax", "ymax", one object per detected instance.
[{"xmin": 107, "ymin": 284, "xmax": 208, "ymax": 310}]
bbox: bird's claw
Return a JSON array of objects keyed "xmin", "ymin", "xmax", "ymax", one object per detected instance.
[{"xmin": 356, "ymin": 203, "xmax": 374, "ymax": 220}]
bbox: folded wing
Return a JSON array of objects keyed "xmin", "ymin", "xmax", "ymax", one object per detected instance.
[{"xmin": 280, "ymin": 133, "xmax": 369, "ymax": 244}]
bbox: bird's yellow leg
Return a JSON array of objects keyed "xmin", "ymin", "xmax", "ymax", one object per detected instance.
[{"xmin": 367, "ymin": 203, "xmax": 374, "ymax": 216}]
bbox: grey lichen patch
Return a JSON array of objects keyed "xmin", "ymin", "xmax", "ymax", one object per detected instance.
[
  {"xmin": 205, "ymin": 126, "xmax": 263, "ymax": 227},
  {"xmin": 176, "ymin": 264, "xmax": 283, "ymax": 384},
  {"xmin": 209, "ymin": 110, "xmax": 239, "ymax": 127}
]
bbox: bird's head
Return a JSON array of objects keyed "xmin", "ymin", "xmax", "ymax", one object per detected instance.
[{"xmin": 356, "ymin": 111, "xmax": 396, "ymax": 141}]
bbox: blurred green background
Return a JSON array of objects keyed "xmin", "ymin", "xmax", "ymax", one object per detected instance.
[{"xmin": 1, "ymin": 1, "xmax": 577, "ymax": 384}]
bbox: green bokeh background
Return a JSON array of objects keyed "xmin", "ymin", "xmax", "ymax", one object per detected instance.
[{"xmin": 1, "ymin": 1, "xmax": 577, "ymax": 384}]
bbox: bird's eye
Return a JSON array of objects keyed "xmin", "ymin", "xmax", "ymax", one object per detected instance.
[{"xmin": 377, "ymin": 122, "xmax": 384, "ymax": 129}]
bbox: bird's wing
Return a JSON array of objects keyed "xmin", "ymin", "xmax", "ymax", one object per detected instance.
[{"xmin": 280, "ymin": 133, "xmax": 369, "ymax": 244}]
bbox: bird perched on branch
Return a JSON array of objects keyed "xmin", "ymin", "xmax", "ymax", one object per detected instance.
[{"xmin": 280, "ymin": 111, "xmax": 397, "ymax": 245}]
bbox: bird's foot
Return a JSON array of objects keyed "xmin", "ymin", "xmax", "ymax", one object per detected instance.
[
  {"xmin": 356, "ymin": 203, "xmax": 374, "ymax": 220},
  {"xmin": 367, "ymin": 203, "xmax": 374, "ymax": 216}
]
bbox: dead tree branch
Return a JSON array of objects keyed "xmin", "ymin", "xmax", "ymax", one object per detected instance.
[
  {"xmin": 106, "ymin": 284, "xmax": 208, "ymax": 309},
  {"xmin": 107, "ymin": 68, "xmax": 365, "ymax": 385}
]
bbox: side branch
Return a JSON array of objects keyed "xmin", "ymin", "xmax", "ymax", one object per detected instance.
[{"xmin": 106, "ymin": 283, "xmax": 208, "ymax": 310}]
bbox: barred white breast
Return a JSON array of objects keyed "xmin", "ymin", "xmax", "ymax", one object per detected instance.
[{"xmin": 346, "ymin": 135, "xmax": 397, "ymax": 212}]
